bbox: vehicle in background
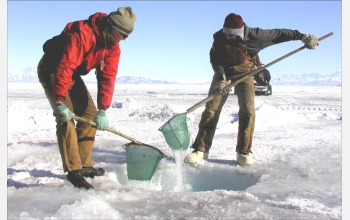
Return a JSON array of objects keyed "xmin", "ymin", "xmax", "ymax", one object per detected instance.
[{"xmin": 253, "ymin": 68, "xmax": 272, "ymax": 96}]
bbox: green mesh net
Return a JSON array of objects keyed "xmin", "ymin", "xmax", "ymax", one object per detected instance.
[
  {"xmin": 158, "ymin": 112, "xmax": 190, "ymax": 151},
  {"xmin": 124, "ymin": 142, "xmax": 164, "ymax": 181}
]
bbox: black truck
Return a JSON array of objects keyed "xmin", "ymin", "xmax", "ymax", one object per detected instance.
[{"xmin": 253, "ymin": 68, "xmax": 272, "ymax": 96}]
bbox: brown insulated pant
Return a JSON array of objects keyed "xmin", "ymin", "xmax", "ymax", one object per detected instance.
[
  {"xmin": 37, "ymin": 55, "xmax": 97, "ymax": 172},
  {"xmin": 192, "ymin": 71, "xmax": 255, "ymax": 154}
]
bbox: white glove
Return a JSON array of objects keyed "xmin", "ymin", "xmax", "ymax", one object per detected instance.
[
  {"xmin": 218, "ymin": 75, "xmax": 231, "ymax": 95},
  {"xmin": 302, "ymin": 33, "xmax": 319, "ymax": 49}
]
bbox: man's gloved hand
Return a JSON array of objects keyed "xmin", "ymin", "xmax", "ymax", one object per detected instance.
[
  {"xmin": 218, "ymin": 75, "xmax": 232, "ymax": 95},
  {"xmin": 93, "ymin": 110, "xmax": 108, "ymax": 131},
  {"xmin": 56, "ymin": 103, "xmax": 73, "ymax": 122},
  {"xmin": 302, "ymin": 33, "xmax": 319, "ymax": 49}
]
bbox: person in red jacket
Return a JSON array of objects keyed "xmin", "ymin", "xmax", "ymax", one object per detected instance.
[{"xmin": 37, "ymin": 7, "xmax": 137, "ymax": 189}]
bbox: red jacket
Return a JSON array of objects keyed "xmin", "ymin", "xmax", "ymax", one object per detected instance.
[{"xmin": 54, "ymin": 12, "xmax": 120, "ymax": 111}]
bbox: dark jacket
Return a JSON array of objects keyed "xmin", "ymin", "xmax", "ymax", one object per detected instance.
[{"xmin": 210, "ymin": 25, "xmax": 304, "ymax": 75}]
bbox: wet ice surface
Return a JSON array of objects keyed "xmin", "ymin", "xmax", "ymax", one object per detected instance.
[{"xmin": 7, "ymin": 83, "xmax": 342, "ymax": 219}]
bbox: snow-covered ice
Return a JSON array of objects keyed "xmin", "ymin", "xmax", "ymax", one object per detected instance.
[{"xmin": 7, "ymin": 83, "xmax": 342, "ymax": 219}]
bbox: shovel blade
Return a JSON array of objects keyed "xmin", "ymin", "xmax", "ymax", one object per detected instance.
[
  {"xmin": 124, "ymin": 142, "xmax": 163, "ymax": 181},
  {"xmin": 159, "ymin": 112, "xmax": 190, "ymax": 151}
]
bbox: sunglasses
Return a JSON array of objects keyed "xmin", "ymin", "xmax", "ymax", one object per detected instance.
[
  {"xmin": 224, "ymin": 30, "xmax": 240, "ymax": 37},
  {"xmin": 223, "ymin": 27, "xmax": 243, "ymax": 37},
  {"xmin": 121, "ymin": 33, "xmax": 128, "ymax": 40},
  {"xmin": 224, "ymin": 33, "xmax": 237, "ymax": 37}
]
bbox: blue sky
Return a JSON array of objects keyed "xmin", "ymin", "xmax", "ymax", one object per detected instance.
[{"xmin": 7, "ymin": 1, "xmax": 342, "ymax": 83}]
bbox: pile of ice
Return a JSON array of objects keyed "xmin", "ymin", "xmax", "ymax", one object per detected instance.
[
  {"xmin": 129, "ymin": 104, "xmax": 176, "ymax": 120},
  {"xmin": 112, "ymin": 98, "xmax": 140, "ymax": 109}
]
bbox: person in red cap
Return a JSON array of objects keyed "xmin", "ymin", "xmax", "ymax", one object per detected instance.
[
  {"xmin": 37, "ymin": 7, "xmax": 137, "ymax": 189},
  {"xmin": 185, "ymin": 13, "xmax": 319, "ymax": 166}
]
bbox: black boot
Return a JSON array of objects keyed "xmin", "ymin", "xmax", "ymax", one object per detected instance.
[
  {"xmin": 79, "ymin": 167, "xmax": 105, "ymax": 178},
  {"xmin": 67, "ymin": 170, "xmax": 94, "ymax": 189}
]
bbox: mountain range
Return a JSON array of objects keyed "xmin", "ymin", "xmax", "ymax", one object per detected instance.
[
  {"xmin": 8, "ymin": 67, "xmax": 341, "ymax": 86},
  {"xmin": 269, "ymin": 70, "xmax": 341, "ymax": 86}
]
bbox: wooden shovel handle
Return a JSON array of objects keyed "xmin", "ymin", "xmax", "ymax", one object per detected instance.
[
  {"xmin": 72, "ymin": 115, "xmax": 168, "ymax": 158},
  {"xmin": 72, "ymin": 115, "xmax": 137, "ymax": 142}
]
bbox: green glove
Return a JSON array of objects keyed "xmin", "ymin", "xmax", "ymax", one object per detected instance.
[
  {"xmin": 93, "ymin": 110, "xmax": 108, "ymax": 131},
  {"xmin": 56, "ymin": 103, "xmax": 73, "ymax": 122},
  {"xmin": 302, "ymin": 33, "xmax": 319, "ymax": 49}
]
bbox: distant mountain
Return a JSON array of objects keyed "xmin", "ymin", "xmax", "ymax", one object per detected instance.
[
  {"xmin": 270, "ymin": 70, "xmax": 341, "ymax": 86},
  {"xmin": 8, "ymin": 67, "xmax": 38, "ymax": 83},
  {"xmin": 116, "ymin": 76, "xmax": 179, "ymax": 84},
  {"xmin": 7, "ymin": 67, "xmax": 180, "ymax": 84},
  {"xmin": 8, "ymin": 67, "xmax": 341, "ymax": 86}
]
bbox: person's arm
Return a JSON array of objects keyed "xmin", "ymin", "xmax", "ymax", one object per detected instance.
[
  {"xmin": 54, "ymin": 32, "xmax": 84, "ymax": 103},
  {"xmin": 209, "ymin": 31, "xmax": 227, "ymax": 70},
  {"xmin": 211, "ymin": 63, "xmax": 225, "ymax": 79},
  {"xmin": 248, "ymin": 27, "xmax": 318, "ymax": 55},
  {"xmin": 261, "ymin": 28, "xmax": 304, "ymax": 45},
  {"xmin": 96, "ymin": 45, "xmax": 121, "ymax": 111}
]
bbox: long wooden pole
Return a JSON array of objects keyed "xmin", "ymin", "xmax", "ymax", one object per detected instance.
[{"xmin": 72, "ymin": 115, "xmax": 168, "ymax": 157}]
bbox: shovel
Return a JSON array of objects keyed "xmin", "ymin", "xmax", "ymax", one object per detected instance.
[
  {"xmin": 72, "ymin": 115, "xmax": 167, "ymax": 181},
  {"xmin": 159, "ymin": 32, "xmax": 333, "ymax": 151}
]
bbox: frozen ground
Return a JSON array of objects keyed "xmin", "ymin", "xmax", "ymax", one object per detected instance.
[{"xmin": 7, "ymin": 83, "xmax": 342, "ymax": 219}]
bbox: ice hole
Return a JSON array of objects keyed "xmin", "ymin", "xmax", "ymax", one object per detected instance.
[{"xmin": 124, "ymin": 158, "xmax": 260, "ymax": 192}]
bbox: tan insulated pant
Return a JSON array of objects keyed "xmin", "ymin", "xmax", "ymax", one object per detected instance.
[
  {"xmin": 37, "ymin": 55, "xmax": 97, "ymax": 172},
  {"xmin": 192, "ymin": 71, "xmax": 255, "ymax": 154}
]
